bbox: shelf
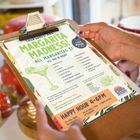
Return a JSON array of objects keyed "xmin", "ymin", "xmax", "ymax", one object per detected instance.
[{"xmin": 0, "ymin": 1, "xmax": 44, "ymax": 9}]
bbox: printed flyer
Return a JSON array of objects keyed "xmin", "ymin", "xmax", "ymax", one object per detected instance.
[{"xmin": 1, "ymin": 21, "xmax": 140, "ymax": 130}]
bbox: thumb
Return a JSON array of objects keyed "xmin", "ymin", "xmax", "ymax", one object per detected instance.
[
  {"xmin": 66, "ymin": 120, "xmax": 86, "ymax": 140},
  {"xmin": 70, "ymin": 120, "xmax": 83, "ymax": 129},
  {"xmin": 69, "ymin": 120, "xmax": 82, "ymax": 134}
]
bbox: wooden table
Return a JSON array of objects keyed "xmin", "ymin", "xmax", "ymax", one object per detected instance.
[
  {"xmin": 82, "ymin": 95, "xmax": 140, "ymax": 140},
  {"xmin": 1, "ymin": 95, "xmax": 140, "ymax": 140}
]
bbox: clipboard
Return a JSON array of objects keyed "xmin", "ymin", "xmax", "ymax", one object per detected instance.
[{"xmin": 0, "ymin": 12, "xmax": 140, "ymax": 131}]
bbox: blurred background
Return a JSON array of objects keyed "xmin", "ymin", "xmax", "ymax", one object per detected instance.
[
  {"xmin": 0, "ymin": 0, "xmax": 140, "ymax": 27},
  {"xmin": 0, "ymin": 0, "xmax": 140, "ymax": 140}
]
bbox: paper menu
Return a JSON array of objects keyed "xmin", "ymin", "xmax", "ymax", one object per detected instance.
[{"xmin": 1, "ymin": 21, "xmax": 140, "ymax": 130}]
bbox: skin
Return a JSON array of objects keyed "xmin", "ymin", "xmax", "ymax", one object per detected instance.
[
  {"xmin": 35, "ymin": 100, "xmax": 86, "ymax": 140},
  {"xmin": 78, "ymin": 22, "xmax": 140, "ymax": 65},
  {"xmin": 35, "ymin": 22, "xmax": 140, "ymax": 140}
]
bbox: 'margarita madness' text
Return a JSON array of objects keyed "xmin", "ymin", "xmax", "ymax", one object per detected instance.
[{"xmin": 19, "ymin": 33, "xmax": 70, "ymax": 59}]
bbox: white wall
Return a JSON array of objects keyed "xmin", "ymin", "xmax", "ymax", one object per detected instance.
[{"xmin": 89, "ymin": 0, "xmax": 140, "ymax": 24}]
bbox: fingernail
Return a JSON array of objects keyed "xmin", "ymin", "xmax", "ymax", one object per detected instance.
[
  {"xmin": 120, "ymin": 60, "xmax": 127, "ymax": 63},
  {"xmin": 125, "ymin": 71, "xmax": 130, "ymax": 77},
  {"xmin": 78, "ymin": 31, "xmax": 83, "ymax": 35},
  {"xmin": 71, "ymin": 119, "xmax": 83, "ymax": 128}
]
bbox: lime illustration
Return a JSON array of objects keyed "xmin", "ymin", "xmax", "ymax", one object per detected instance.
[
  {"xmin": 100, "ymin": 76, "xmax": 115, "ymax": 86},
  {"xmin": 25, "ymin": 64, "xmax": 58, "ymax": 91}
]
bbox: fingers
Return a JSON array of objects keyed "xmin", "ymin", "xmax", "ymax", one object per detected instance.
[
  {"xmin": 19, "ymin": 96, "xmax": 30, "ymax": 106},
  {"xmin": 67, "ymin": 120, "xmax": 83, "ymax": 134},
  {"xmin": 71, "ymin": 120, "xmax": 83, "ymax": 129},
  {"xmin": 77, "ymin": 22, "xmax": 107, "ymax": 40},
  {"xmin": 66, "ymin": 120, "xmax": 86, "ymax": 140},
  {"xmin": 79, "ymin": 31, "xmax": 96, "ymax": 39},
  {"xmin": 35, "ymin": 100, "xmax": 49, "ymax": 132}
]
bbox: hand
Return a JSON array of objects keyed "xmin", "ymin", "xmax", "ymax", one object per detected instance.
[
  {"xmin": 78, "ymin": 22, "xmax": 140, "ymax": 63},
  {"xmin": 35, "ymin": 100, "xmax": 86, "ymax": 140},
  {"xmin": 19, "ymin": 96, "xmax": 30, "ymax": 106}
]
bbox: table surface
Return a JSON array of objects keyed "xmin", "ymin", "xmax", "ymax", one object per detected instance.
[
  {"xmin": 0, "ymin": 108, "xmax": 139, "ymax": 140},
  {"xmin": 0, "ymin": 110, "xmax": 32, "ymax": 140}
]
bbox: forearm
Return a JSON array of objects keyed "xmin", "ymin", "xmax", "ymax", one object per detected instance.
[{"xmin": 121, "ymin": 33, "xmax": 140, "ymax": 66}]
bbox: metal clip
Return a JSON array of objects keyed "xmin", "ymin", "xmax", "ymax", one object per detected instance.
[{"xmin": 19, "ymin": 11, "xmax": 60, "ymax": 41}]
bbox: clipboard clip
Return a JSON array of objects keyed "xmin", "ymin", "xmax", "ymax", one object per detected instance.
[{"xmin": 19, "ymin": 12, "xmax": 59, "ymax": 41}]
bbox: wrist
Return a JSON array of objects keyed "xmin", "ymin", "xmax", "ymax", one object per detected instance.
[{"xmin": 121, "ymin": 32, "xmax": 140, "ymax": 65}]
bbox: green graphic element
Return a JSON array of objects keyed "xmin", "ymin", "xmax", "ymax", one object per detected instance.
[
  {"xmin": 23, "ymin": 77, "xmax": 35, "ymax": 92},
  {"xmin": 100, "ymin": 76, "xmax": 115, "ymax": 86},
  {"xmin": 7, "ymin": 51, "xmax": 15, "ymax": 64},
  {"xmin": 18, "ymin": 33, "xmax": 69, "ymax": 59},
  {"xmin": 83, "ymin": 117, "xmax": 90, "ymax": 125},
  {"xmin": 95, "ymin": 105, "xmax": 115, "ymax": 117},
  {"xmin": 25, "ymin": 65, "xmax": 58, "ymax": 91},
  {"xmin": 120, "ymin": 91, "xmax": 136, "ymax": 102},
  {"xmin": 45, "ymin": 104, "xmax": 53, "ymax": 117}
]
